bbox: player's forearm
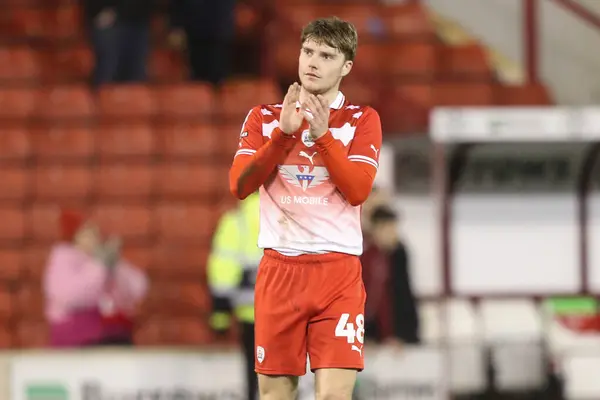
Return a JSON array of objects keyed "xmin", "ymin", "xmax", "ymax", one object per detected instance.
[
  {"xmin": 314, "ymin": 132, "xmax": 375, "ymax": 206},
  {"xmin": 229, "ymin": 128, "xmax": 297, "ymax": 199}
]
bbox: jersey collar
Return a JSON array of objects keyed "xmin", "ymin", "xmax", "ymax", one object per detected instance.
[{"xmin": 295, "ymin": 91, "xmax": 345, "ymax": 110}]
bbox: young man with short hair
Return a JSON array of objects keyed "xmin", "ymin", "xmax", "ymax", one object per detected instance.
[{"xmin": 229, "ymin": 17, "xmax": 382, "ymax": 399}]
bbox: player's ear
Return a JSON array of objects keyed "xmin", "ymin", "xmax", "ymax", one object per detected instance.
[{"xmin": 341, "ymin": 60, "xmax": 353, "ymax": 77}]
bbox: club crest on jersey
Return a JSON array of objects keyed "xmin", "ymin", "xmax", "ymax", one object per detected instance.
[
  {"xmin": 301, "ymin": 130, "xmax": 315, "ymax": 147},
  {"xmin": 279, "ymin": 165, "xmax": 328, "ymax": 192}
]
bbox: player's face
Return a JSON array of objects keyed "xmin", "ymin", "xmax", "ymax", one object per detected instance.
[{"xmin": 298, "ymin": 39, "xmax": 353, "ymax": 95}]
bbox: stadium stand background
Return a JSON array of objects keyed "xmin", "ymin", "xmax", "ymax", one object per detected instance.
[{"xmin": 0, "ymin": 0, "xmax": 552, "ymax": 349}]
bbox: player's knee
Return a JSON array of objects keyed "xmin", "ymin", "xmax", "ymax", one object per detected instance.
[
  {"xmin": 315, "ymin": 388, "xmax": 353, "ymax": 400},
  {"xmin": 315, "ymin": 369, "xmax": 356, "ymax": 400},
  {"xmin": 258, "ymin": 374, "xmax": 298, "ymax": 400}
]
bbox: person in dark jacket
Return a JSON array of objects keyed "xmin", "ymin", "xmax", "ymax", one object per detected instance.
[
  {"xmin": 168, "ymin": 0, "xmax": 235, "ymax": 85},
  {"xmin": 83, "ymin": 0, "xmax": 156, "ymax": 86},
  {"xmin": 361, "ymin": 205, "xmax": 420, "ymax": 346}
]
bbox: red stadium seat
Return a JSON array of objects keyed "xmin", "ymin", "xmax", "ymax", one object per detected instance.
[
  {"xmin": 351, "ymin": 43, "xmax": 385, "ymax": 77},
  {"xmin": 213, "ymin": 122, "xmax": 242, "ymax": 158},
  {"xmin": 27, "ymin": 203, "xmax": 88, "ymax": 244},
  {"xmin": 23, "ymin": 244, "xmax": 51, "ymax": 281},
  {"xmin": 157, "ymin": 163, "xmax": 217, "ymax": 199},
  {"xmin": 155, "ymin": 203, "xmax": 216, "ymax": 242},
  {"xmin": 496, "ymin": 83, "xmax": 553, "ymax": 105},
  {"xmin": 33, "ymin": 165, "xmax": 93, "ymax": 200},
  {"xmin": 438, "ymin": 44, "xmax": 493, "ymax": 81},
  {"xmin": 152, "ymin": 243, "xmax": 208, "ymax": 279},
  {"xmin": 47, "ymin": 6, "xmax": 82, "ymax": 40},
  {"xmin": 98, "ymin": 84, "xmax": 157, "ymax": 119},
  {"xmin": 0, "ymin": 128, "xmax": 31, "ymax": 163},
  {"xmin": 156, "ymin": 83, "xmax": 215, "ymax": 118},
  {"xmin": 380, "ymin": 83, "xmax": 431, "ymax": 133},
  {"xmin": 36, "ymin": 85, "xmax": 95, "ymax": 119},
  {"xmin": 15, "ymin": 320, "xmax": 48, "ymax": 348},
  {"xmin": 340, "ymin": 78, "xmax": 380, "ymax": 108},
  {"xmin": 0, "ymin": 167, "xmax": 30, "ymax": 202},
  {"xmin": 0, "ymin": 248, "xmax": 23, "ymax": 281},
  {"xmin": 121, "ymin": 244, "xmax": 153, "ymax": 272},
  {"xmin": 162, "ymin": 318, "xmax": 212, "ymax": 345},
  {"xmin": 220, "ymin": 79, "xmax": 281, "ymax": 119},
  {"xmin": 94, "ymin": 164, "xmax": 155, "ymax": 200},
  {"xmin": 48, "ymin": 46, "xmax": 93, "ymax": 83},
  {"xmin": 158, "ymin": 123, "xmax": 217, "ymax": 159},
  {"xmin": 381, "ymin": 3, "xmax": 436, "ymax": 40},
  {"xmin": 96, "ymin": 123, "xmax": 156, "ymax": 160},
  {"xmin": 15, "ymin": 282, "xmax": 44, "ymax": 318},
  {"xmin": 149, "ymin": 51, "xmax": 186, "ymax": 82},
  {"xmin": 92, "ymin": 204, "xmax": 154, "ymax": 242},
  {"xmin": 0, "ymin": 88, "xmax": 38, "ymax": 119},
  {"xmin": 0, "ymin": 208, "xmax": 26, "ymax": 242},
  {"xmin": 0, "ymin": 286, "xmax": 13, "ymax": 319},
  {"xmin": 433, "ymin": 82, "xmax": 495, "ymax": 106},
  {"xmin": 386, "ymin": 41, "xmax": 438, "ymax": 78},
  {"xmin": 0, "ymin": 47, "xmax": 40, "ymax": 82},
  {"xmin": 30, "ymin": 126, "xmax": 95, "ymax": 161}
]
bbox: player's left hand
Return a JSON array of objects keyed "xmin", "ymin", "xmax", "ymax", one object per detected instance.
[{"xmin": 302, "ymin": 94, "xmax": 330, "ymax": 140}]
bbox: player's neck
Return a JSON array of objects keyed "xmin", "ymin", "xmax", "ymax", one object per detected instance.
[{"xmin": 299, "ymin": 86, "xmax": 340, "ymax": 108}]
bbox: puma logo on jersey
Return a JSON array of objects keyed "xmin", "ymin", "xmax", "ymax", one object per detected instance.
[
  {"xmin": 351, "ymin": 345, "xmax": 362, "ymax": 356},
  {"xmin": 299, "ymin": 151, "xmax": 317, "ymax": 165},
  {"xmin": 370, "ymin": 144, "xmax": 379, "ymax": 156}
]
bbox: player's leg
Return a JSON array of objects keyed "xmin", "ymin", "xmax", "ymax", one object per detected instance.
[
  {"xmin": 258, "ymin": 374, "xmax": 299, "ymax": 400},
  {"xmin": 315, "ymin": 369, "xmax": 357, "ymax": 400},
  {"xmin": 307, "ymin": 255, "xmax": 366, "ymax": 400},
  {"xmin": 254, "ymin": 253, "xmax": 310, "ymax": 399}
]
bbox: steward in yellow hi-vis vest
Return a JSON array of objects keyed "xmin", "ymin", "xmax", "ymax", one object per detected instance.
[{"xmin": 207, "ymin": 192, "xmax": 261, "ymax": 400}]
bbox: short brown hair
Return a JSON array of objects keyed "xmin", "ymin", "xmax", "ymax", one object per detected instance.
[{"xmin": 300, "ymin": 17, "xmax": 358, "ymax": 61}]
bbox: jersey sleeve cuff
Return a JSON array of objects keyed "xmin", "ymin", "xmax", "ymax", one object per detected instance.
[
  {"xmin": 271, "ymin": 127, "xmax": 299, "ymax": 150},
  {"xmin": 314, "ymin": 131, "xmax": 335, "ymax": 150}
]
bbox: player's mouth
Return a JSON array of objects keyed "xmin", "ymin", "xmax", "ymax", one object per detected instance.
[{"xmin": 305, "ymin": 72, "xmax": 320, "ymax": 79}]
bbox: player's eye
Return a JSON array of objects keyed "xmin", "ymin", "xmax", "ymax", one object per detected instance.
[{"xmin": 303, "ymin": 48, "xmax": 313, "ymax": 55}]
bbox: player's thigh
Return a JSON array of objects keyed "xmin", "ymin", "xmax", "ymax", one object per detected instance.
[
  {"xmin": 254, "ymin": 259, "xmax": 308, "ymax": 376},
  {"xmin": 258, "ymin": 374, "xmax": 299, "ymax": 400},
  {"xmin": 315, "ymin": 368, "xmax": 357, "ymax": 400},
  {"xmin": 307, "ymin": 264, "xmax": 366, "ymax": 371}
]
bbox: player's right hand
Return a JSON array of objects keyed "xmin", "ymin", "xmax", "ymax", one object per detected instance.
[{"xmin": 279, "ymin": 82, "xmax": 304, "ymax": 135}]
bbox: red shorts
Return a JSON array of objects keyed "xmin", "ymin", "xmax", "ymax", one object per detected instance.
[{"xmin": 254, "ymin": 249, "xmax": 366, "ymax": 376}]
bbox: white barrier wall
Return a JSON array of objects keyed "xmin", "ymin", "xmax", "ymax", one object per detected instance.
[
  {"xmin": 452, "ymin": 194, "xmax": 580, "ymax": 294},
  {"xmin": 0, "ymin": 346, "xmax": 448, "ymax": 400}
]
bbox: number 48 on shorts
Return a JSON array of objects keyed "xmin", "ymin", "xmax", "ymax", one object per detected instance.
[{"xmin": 335, "ymin": 313, "xmax": 365, "ymax": 344}]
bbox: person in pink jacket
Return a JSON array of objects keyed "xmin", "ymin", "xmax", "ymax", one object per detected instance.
[{"xmin": 44, "ymin": 210, "xmax": 149, "ymax": 347}]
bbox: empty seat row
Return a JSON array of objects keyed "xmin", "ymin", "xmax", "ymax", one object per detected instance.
[
  {"xmin": 277, "ymin": 42, "xmax": 494, "ymax": 81},
  {"xmin": 0, "ymin": 242, "xmax": 212, "ymax": 282},
  {"xmin": 0, "ymin": 81, "xmax": 281, "ymax": 119},
  {"xmin": 0, "ymin": 124, "xmax": 240, "ymax": 162},
  {"xmin": 0, "ymin": 164, "xmax": 231, "ymax": 201},
  {"xmin": 275, "ymin": 2, "xmax": 435, "ymax": 41},
  {"xmin": 0, "ymin": 203, "xmax": 225, "ymax": 243},
  {"xmin": 0, "ymin": 80, "xmax": 551, "ymax": 124},
  {"xmin": 0, "ymin": 47, "xmax": 186, "ymax": 83}
]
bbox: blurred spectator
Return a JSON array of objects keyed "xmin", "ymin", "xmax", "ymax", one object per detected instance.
[
  {"xmin": 168, "ymin": 0, "xmax": 235, "ymax": 85},
  {"xmin": 44, "ymin": 210, "xmax": 148, "ymax": 347},
  {"xmin": 83, "ymin": 0, "xmax": 156, "ymax": 86},
  {"xmin": 361, "ymin": 186, "xmax": 392, "ymax": 235},
  {"xmin": 207, "ymin": 193, "xmax": 262, "ymax": 400},
  {"xmin": 361, "ymin": 205, "xmax": 420, "ymax": 346}
]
